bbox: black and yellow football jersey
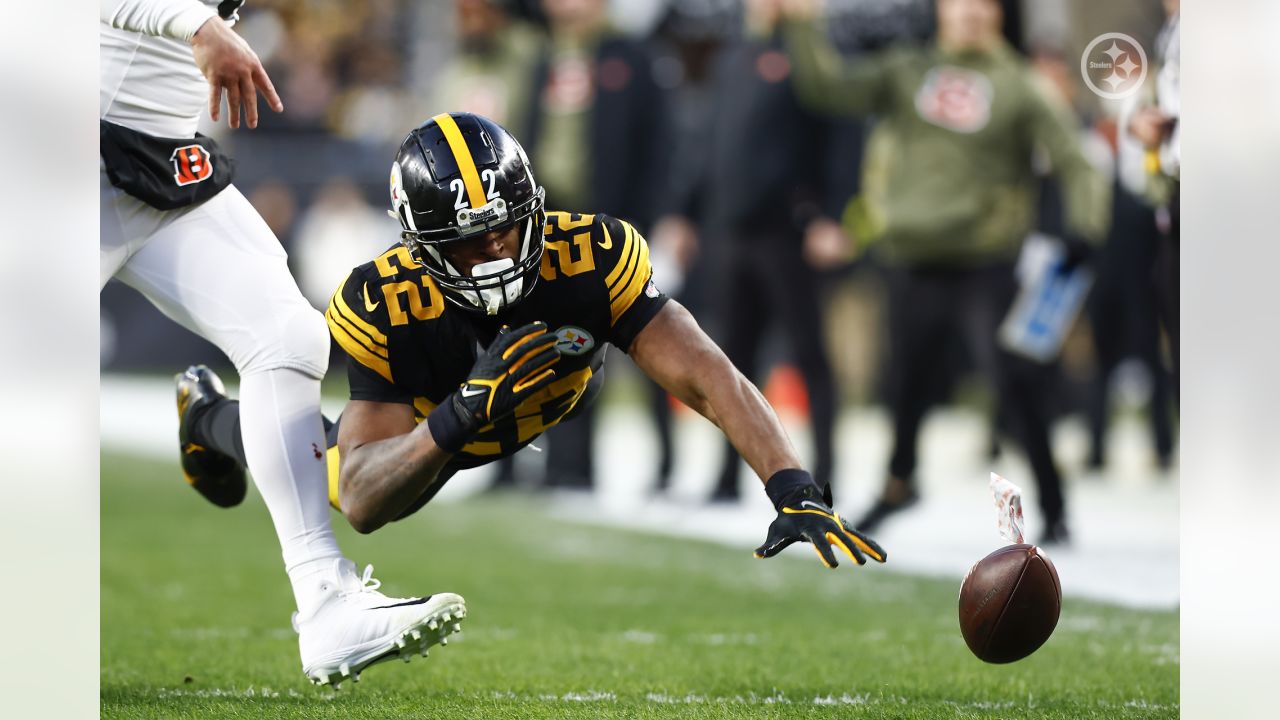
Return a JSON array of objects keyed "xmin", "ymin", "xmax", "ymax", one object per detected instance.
[{"xmin": 325, "ymin": 211, "xmax": 668, "ymax": 471}]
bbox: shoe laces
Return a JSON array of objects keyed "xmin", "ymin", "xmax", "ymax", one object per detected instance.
[{"xmin": 344, "ymin": 563, "xmax": 382, "ymax": 595}]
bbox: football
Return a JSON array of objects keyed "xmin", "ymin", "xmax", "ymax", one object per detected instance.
[{"xmin": 958, "ymin": 543, "xmax": 1062, "ymax": 663}]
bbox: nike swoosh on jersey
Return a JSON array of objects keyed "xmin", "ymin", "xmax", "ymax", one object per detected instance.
[
  {"xmin": 363, "ymin": 283, "xmax": 381, "ymax": 313},
  {"xmin": 598, "ymin": 232, "xmax": 612, "ymax": 250}
]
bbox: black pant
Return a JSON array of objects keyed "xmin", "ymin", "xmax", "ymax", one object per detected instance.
[
  {"xmin": 648, "ymin": 376, "xmax": 675, "ymax": 488},
  {"xmin": 542, "ymin": 402, "xmax": 596, "ymax": 489},
  {"xmin": 1155, "ymin": 189, "xmax": 1179, "ymax": 396},
  {"xmin": 884, "ymin": 263, "xmax": 1066, "ymax": 525},
  {"xmin": 714, "ymin": 231, "xmax": 837, "ymax": 497},
  {"xmin": 1086, "ymin": 186, "xmax": 1175, "ymax": 466}
]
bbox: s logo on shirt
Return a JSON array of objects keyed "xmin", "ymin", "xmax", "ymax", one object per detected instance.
[{"xmin": 914, "ymin": 67, "xmax": 994, "ymax": 134}]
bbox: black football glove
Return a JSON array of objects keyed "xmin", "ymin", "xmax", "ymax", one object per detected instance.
[
  {"xmin": 427, "ymin": 322, "xmax": 560, "ymax": 453},
  {"xmin": 754, "ymin": 469, "xmax": 887, "ymax": 570}
]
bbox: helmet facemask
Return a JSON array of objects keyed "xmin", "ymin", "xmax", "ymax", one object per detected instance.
[{"xmin": 393, "ymin": 165, "xmax": 546, "ymax": 315}]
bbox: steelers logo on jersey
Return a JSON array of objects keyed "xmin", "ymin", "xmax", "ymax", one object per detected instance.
[{"xmin": 554, "ymin": 326, "xmax": 595, "ymax": 356}]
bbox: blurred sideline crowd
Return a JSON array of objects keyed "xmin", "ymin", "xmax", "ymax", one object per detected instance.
[{"xmin": 100, "ymin": 0, "xmax": 1180, "ymax": 544}]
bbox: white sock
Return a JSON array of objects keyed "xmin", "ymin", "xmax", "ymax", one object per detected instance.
[{"xmin": 238, "ymin": 368, "xmax": 345, "ymax": 615}]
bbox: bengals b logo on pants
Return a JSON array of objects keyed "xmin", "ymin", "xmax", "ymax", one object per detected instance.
[{"xmin": 170, "ymin": 144, "xmax": 213, "ymax": 186}]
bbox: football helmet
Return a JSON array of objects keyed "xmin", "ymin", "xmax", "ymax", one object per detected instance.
[{"xmin": 390, "ymin": 112, "xmax": 546, "ymax": 315}]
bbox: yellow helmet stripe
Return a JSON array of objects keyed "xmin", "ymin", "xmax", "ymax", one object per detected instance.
[{"xmin": 432, "ymin": 113, "xmax": 487, "ymax": 209}]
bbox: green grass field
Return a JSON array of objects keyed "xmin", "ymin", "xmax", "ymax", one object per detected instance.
[{"xmin": 102, "ymin": 450, "xmax": 1178, "ymax": 718}]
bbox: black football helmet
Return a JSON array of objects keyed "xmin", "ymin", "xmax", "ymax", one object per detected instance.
[{"xmin": 390, "ymin": 112, "xmax": 546, "ymax": 314}]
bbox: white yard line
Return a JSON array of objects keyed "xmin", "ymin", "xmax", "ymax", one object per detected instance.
[{"xmin": 149, "ymin": 685, "xmax": 1177, "ymax": 711}]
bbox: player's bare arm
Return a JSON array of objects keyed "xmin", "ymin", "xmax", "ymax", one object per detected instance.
[
  {"xmin": 336, "ymin": 322, "xmax": 560, "ymax": 534},
  {"xmin": 190, "ymin": 14, "xmax": 283, "ymax": 129},
  {"xmin": 630, "ymin": 301, "xmax": 887, "ymax": 570},
  {"xmin": 629, "ymin": 301, "xmax": 802, "ymax": 482},
  {"xmin": 335, "ymin": 401, "xmax": 453, "ymax": 534}
]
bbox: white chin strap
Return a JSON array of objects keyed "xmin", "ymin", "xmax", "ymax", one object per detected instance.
[{"xmin": 470, "ymin": 258, "xmax": 522, "ymax": 315}]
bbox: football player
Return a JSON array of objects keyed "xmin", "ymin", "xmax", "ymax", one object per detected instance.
[
  {"xmin": 178, "ymin": 113, "xmax": 886, "ymax": 579},
  {"xmin": 101, "ymin": 0, "xmax": 460, "ymax": 688}
]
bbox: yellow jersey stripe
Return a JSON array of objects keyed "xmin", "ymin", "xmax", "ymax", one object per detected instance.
[
  {"xmin": 462, "ymin": 440, "xmax": 503, "ymax": 456},
  {"xmin": 325, "ymin": 296, "xmax": 388, "ymax": 359},
  {"xmin": 610, "ymin": 236, "xmax": 651, "ymax": 324},
  {"xmin": 330, "ymin": 282, "xmax": 388, "ymax": 346},
  {"xmin": 326, "ymin": 308, "xmax": 394, "ymax": 382},
  {"xmin": 433, "ymin": 113, "xmax": 486, "ymax": 209},
  {"xmin": 604, "ymin": 220, "xmax": 636, "ymax": 289},
  {"xmin": 609, "ymin": 223, "xmax": 645, "ymax": 303}
]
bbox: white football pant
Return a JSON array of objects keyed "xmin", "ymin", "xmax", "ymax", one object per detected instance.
[{"xmin": 101, "ymin": 166, "xmax": 343, "ymax": 613}]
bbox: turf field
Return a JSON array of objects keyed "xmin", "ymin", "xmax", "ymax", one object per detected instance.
[{"xmin": 101, "ymin": 450, "xmax": 1178, "ymax": 719}]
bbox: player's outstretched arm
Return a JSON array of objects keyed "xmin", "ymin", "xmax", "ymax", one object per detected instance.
[
  {"xmin": 630, "ymin": 302, "xmax": 800, "ymax": 482},
  {"xmin": 629, "ymin": 301, "xmax": 886, "ymax": 569}
]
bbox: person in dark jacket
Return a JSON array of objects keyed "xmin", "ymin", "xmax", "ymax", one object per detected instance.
[
  {"xmin": 774, "ymin": 0, "xmax": 1112, "ymax": 544},
  {"xmin": 520, "ymin": 0, "xmax": 671, "ymax": 489},
  {"xmin": 660, "ymin": 0, "xmax": 865, "ymax": 503}
]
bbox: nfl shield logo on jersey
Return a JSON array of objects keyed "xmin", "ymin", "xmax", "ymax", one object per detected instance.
[
  {"xmin": 171, "ymin": 144, "xmax": 213, "ymax": 187},
  {"xmin": 554, "ymin": 326, "xmax": 595, "ymax": 356}
]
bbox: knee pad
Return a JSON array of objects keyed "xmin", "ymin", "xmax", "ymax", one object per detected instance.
[
  {"xmin": 234, "ymin": 303, "xmax": 330, "ymax": 379},
  {"xmin": 277, "ymin": 305, "xmax": 331, "ymax": 380}
]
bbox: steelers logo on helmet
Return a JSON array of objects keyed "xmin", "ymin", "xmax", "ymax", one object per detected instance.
[{"xmin": 390, "ymin": 112, "xmax": 546, "ymax": 315}]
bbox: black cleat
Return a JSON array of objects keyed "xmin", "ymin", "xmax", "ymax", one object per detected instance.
[{"xmin": 175, "ymin": 365, "xmax": 246, "ymax": 508}]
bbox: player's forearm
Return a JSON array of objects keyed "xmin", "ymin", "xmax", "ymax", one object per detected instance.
[
  {"xmin": 678, "ymin": 351, "xmax": 804, "ymax": 483},
  {"xmin": 709, "ymin": 368, "xmax": 804, "ymax": 483},
  {"xmin": 338, "ymin": 426, "xmax": 452, "ymax": 533},
  {"xmin": 634, "ymin": 303, "xmax": 803, "ymax": 482},
  {"xmin": 100, "ymin": 0, "xmax": 217, "ymax": 41}
]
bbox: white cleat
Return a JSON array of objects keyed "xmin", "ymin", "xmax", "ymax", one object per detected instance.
[{"xmin": 294, "ymin": 559, "xmax": 466, "ymax": 687}]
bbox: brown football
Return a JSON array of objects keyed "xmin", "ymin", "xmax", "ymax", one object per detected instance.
[{"xmin": 958, "ymin": 544, "xmax": 1061, "ymax": 663}]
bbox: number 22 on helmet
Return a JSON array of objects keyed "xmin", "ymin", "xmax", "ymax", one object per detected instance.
[{"xmin": 389, "ymin": 112, "xmax": 547, "ymax": 315}]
